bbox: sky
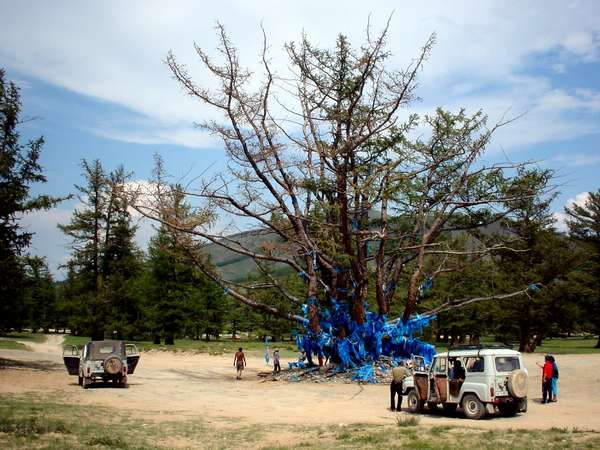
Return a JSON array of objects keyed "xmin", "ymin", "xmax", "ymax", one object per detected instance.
[{"xmin": 1, "ymin": 0, "xmax": 599, "ymax": 277}]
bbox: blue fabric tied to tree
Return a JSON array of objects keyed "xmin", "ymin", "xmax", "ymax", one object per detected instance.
[
  {"xmin": 291, "ymin": 295, "xmax": 437, "ymax": 374},
  {"xmin": 419, "ymin": 277, "xmax": 433, "ymax": 296},
  {"xmin": 298, "ymin": 271, "xmax": 308, "ymax": 281},
  {"xmin": 383, "ymin": 282, "xmax": 396, "ymax": 294}
]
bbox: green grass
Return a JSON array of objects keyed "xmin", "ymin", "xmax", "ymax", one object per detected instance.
[
  {"xmin": 535, "ymin": 337, "xmax": 600, "ymax": 355},
  {"xmin": 62, "ymin": 335, "xmax": 299, "ymax": 357},
  {"xmin": 0, "ymin": 340, "xmax": 29, "ymax": 350},
  {"xmin": 0, "ymin": 332, "xmax": 48, "ymax": 351},
  {"xmin": 0, "ymin": 332, "xmax": 47, "ymax": 343},
  {"xmin": 396, "ymin": 415, "xmax": 421, "ymax": 427},
  {"xmin": 433, "ymin": 336, "xmax": 600, "ymax": 355},
  {"xmin": 1, "ymin": 393, "xmax": 600, "ymax": 450},
  {"xmin": 324, "ymin": 423, "xmax": 600, "ymax": 450},
  {"xmin": 61, "ymin": 335, "xmax": 90, "ymax": 346}
]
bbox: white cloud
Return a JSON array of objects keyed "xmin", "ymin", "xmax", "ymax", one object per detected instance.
[
  {"xmin": 87, "ymin": 120, "xmax": 220, "ymax": 149},
  {"xmin": 562, "ymin": 31, "xmax": 600, "ymax": 62},
  {"xmin": 1, "ymin": 1, "xmax": 600, "ymax": 148},
  {"xmin": 20, "ymin": 207, "xmax": 73, "ymax": 276},
  {"xmin": 552, "ymin": 152, "xmax": 600, "ymax": 167},
  {"xmin": 21, "ymin": 200, "xmax": 157, "ymax": 280},
  {"xmin": 553, "ymin": 191, "xmax": 590, "ymax": 232},
  {"xmin": 406, "ymin": 78, "xmax": 600, "ymax": 152}
]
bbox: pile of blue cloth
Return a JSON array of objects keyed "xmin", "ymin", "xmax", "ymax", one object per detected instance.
[{"xmin": 295, "ymin": 298, "xmax": 436, "ymax": 379}]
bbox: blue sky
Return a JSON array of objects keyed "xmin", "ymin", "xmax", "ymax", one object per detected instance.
[{"xmin": 1, "ymin": 1, "xmax": 599, "ymax": 276}]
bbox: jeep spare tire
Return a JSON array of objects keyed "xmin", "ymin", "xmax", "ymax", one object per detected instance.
[
  {"xmin": 507, "ymin": 369, "xmax": 528, "ymax": 398},
  {"xmin": 104, "ymin": 357, "xmax": 123, "ymax": 375}
]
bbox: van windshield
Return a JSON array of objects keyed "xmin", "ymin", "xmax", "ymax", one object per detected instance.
[{"xmin": 495, "ymin": 356, "xmax": 520, "ymax": 372}]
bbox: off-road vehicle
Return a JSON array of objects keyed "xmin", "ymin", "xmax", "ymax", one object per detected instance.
[
  {"xmin": 403, "ymin": 345, "xmax": 528, "ymax": 419},
  {"xmin": 62, "ymin": 340, "xmax": 140, "ymax": 389}
]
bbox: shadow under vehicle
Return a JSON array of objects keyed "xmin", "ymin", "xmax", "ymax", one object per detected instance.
[
  {"xmin": 62, "ymin": 340, "xmax": 140, "ymax": 389},
  {"xmin": 403, "ymin": 346, "xmax": 528, "ymax": 420}
]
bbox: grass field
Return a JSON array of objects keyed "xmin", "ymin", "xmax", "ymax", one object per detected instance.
[
  {"xmin": 0, "ymin": 331, "xmax": 589, "ymax": 358},
  {"xmin": 58, "ymin": 334, "xmax": 600, "ymax": 358},
  {"xmin": 62, "ymin": 335, "xmax": 300, "ymax": 358},
  {"xmin": 434, "ymin": 336, "xmax": 600, "ymax": 355},
  {"xmin": 0, "ymin": 340, "xmax": 28, "ymax": 351},
  {"xmin": 534, "ymin": 337, "xmax": 600, "ymax": 355},
  {"xmin": 0, "ymin": 332, "xmax": 47, "ymax": 351},
  {"xmin": 1, "ymin": 393, "xmax": 599, "ymax": 450}
]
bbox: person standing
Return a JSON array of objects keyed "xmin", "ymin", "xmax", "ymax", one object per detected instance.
[
  {"xmin": 234, "ymin": 347, "xmax": 246, "ymax": 380},
  {"xmin": 273, "ymin": 348, "xmax": 281, "ymax": 374},
  {"xmin": 550, "ymin": 355, "xmax": 559, "ymax": 402},
  {"xmin": 541, "ymin": 355, "xmax": 554, "ymax": 404},
  {"xmin": 390, "ymin": 361, "xmax": 408, "ymax": 411}
]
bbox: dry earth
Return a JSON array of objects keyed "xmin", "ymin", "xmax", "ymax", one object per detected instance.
[{"xmin": 1, "ymin": 335, "xmax": 600, "ymax": 432}]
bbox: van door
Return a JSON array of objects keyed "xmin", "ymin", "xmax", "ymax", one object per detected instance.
[
  {"xmin": 432, "ymin": 357, "xmax": 448, "ymax": 402},
  {"xmin": 125, "ymin": 344, "xmax": 140, "ymax": 374},
  {"xmin": 62, "ymin": 345, "xmax": 80, "ymax": 375}
]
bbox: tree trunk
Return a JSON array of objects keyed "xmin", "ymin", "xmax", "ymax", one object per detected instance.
[
  {"xmin": 535, "ymin": 334, "xmax": 544, "ymax": 347},
  {"xmin": 165, "ymin": 334, "xmax": 174, "ymax": 345}
]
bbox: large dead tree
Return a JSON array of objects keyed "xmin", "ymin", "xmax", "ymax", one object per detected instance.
[{"xmin": 130, "ymin": 22, "xmax": 539, "ymax": 334}]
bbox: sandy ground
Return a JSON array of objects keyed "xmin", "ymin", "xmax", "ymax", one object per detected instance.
[{"xmin": 1, "ymin": 335, "xmax": 600, "ymax": 431}]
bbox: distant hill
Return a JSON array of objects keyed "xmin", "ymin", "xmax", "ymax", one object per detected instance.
[
  {"xmin": 204, "ymin": 229, "xmax": 286, "ymax": 282},
  {"xmin": 205, "ymin": 220, "xmax": 507, "ymax": 282}
]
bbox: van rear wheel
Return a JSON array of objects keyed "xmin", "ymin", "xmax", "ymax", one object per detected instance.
[{"xmin": 462, "ymin": 394, "xmax": 485, "ymax": 420}]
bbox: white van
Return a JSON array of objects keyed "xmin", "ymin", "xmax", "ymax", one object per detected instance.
[{"xmin": 403, "ymin": 346, "xmax": 528, "ymax": 419}]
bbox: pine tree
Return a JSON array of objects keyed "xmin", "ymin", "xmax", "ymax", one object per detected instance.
[
  {"xmin": 22, "ymin": 256, "xmax": 56, "ymax": 333},
  {"xmin": 565, "ymin": 189, "xmax": 600, "ymax": 347},
  {"xmin": 0, "ymin": 69, "xmax": 64, "ymax": 330},
  {"xmin": 58, "ymin": 160, "xmax": 107, "ymax": 339},
  {"xmin": 494, "ymin": 169, "xmax": 576, "ymax": 351},
  {"xmin": 144, "ymin": 184, "xmax": 226, "ymax": 345},
  {"xmin": 59, "ymin": 161, "xmax": 141, "ymax": 339}
]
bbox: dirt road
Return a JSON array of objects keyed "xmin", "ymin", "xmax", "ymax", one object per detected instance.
[{"xmin": 1, "ymin": 336, "xmax": 599, "ymax": 431}]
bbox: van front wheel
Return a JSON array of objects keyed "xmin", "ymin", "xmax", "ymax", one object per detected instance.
[
  {"xmin": 462, "ymin": 394, "xmax": 485, "ymax": 420},
  {"xmin": 407, "ymin": 389, "xmax": 424, "ymax": 413}
]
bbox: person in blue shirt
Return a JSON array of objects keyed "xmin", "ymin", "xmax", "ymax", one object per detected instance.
[{"xmin": 549, "ymin": 355, "xmax": 559, "ymax": 402}]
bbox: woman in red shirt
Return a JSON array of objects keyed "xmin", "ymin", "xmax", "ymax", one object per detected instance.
[{"xmin": 541, "ymin": 355, "xmax": 554, "ymax": 404}]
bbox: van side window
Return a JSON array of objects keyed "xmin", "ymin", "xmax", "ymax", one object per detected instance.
[
  {"xmin": 464, "ymin": 357, "xmax": 485, "ymax": 372},
  {"xmin": 495, "ymin": 356, "xmax": 520, "ymax": 372},
  {"xmin": 433, "ymin": 357, "xmax": 447, "ymax": 374}
]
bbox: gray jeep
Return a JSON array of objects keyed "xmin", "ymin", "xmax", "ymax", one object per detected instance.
[{"xmin": 62, "ymin": 340, "xmax": 140, "ymax": 389}]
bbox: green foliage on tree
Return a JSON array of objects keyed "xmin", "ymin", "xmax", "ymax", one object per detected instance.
[
  {"xmin": 0, "ymin": 69, "xmax": 65, "ymax": 331},
  {"xmin": 142, "ymin": 186, "xmax": 226, "ymax": 345},
  {"xmin": 565, "ymin": 189, "xmax": 600, "ymax": 347},
  {"xmin": 58, "ymin": 160, "xmax": 142, "ymax": 340},
  {"xmin": 21, "ymin": 256, "xmax": 57, "ymax": 333}
]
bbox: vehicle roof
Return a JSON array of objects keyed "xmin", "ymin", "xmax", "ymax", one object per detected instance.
[
  {"xmin": 87, "ymin": 340, "xmax": 124, "ymax": 346},
  {"xmin": 434, "ymin": 348, "xmax": 521, "ymax": 357},
  {"xmin": 85, "ymin": 340, "xmax": 125, "ymax": 359}
]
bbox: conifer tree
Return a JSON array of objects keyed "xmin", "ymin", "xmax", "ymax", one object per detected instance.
[{"xmin": 0, "ymin": 69, "xmax": 64, "ymax": 330}]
